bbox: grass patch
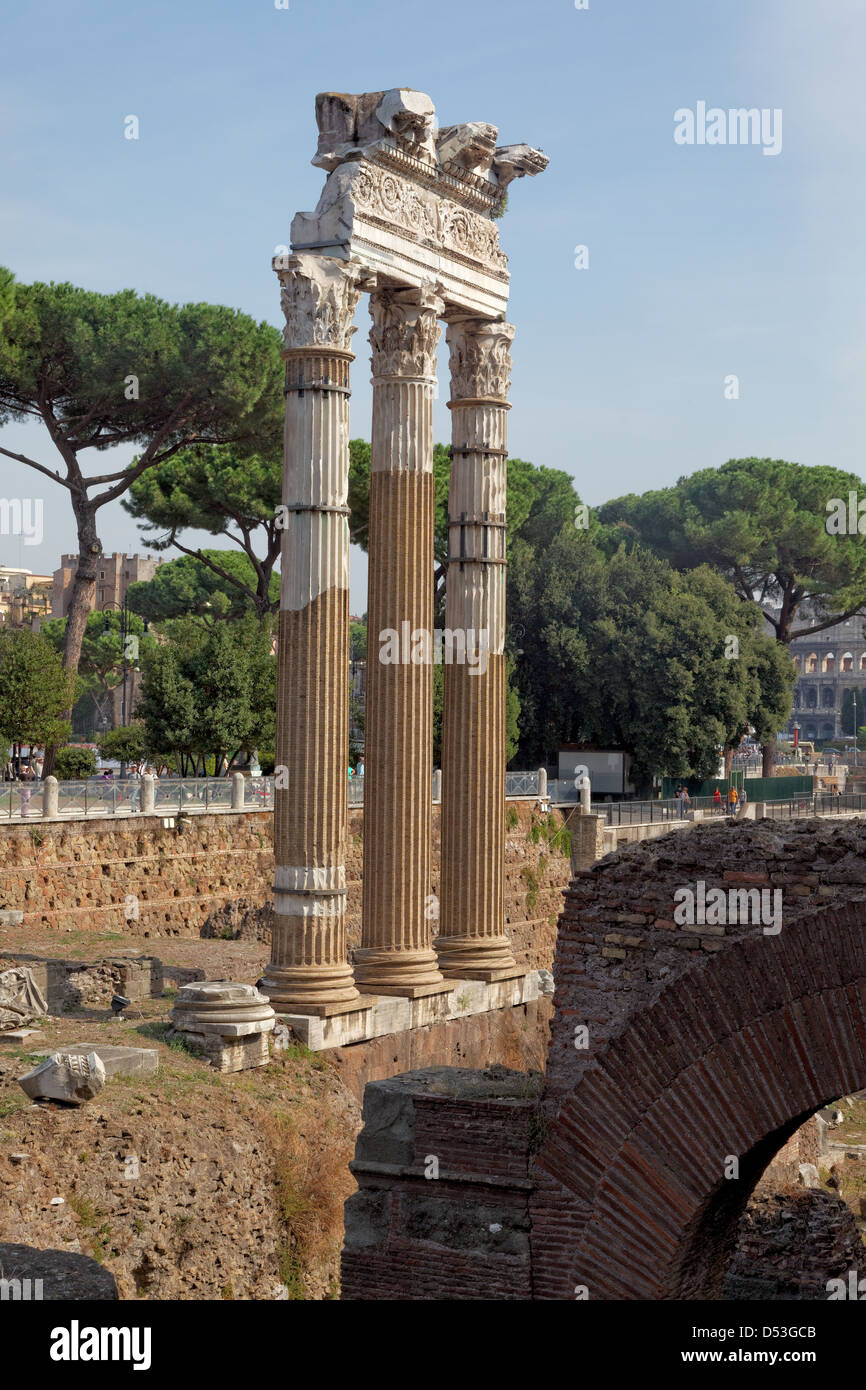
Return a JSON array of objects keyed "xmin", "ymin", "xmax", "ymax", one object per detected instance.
[
  {"xmin": 277, "ymin": 1041, "xmax": 329, "ymax": 1072},
  {"xmin": 68, "ymin": 1193, "xmax": 103, "ymax": 1229},
  {"xmin": 0, "ymin": 1092, "xmax": 28, "ymax": 1119},
  {"xmin": 521, "ymin": 865, "xmax": 539, "ymax": 913},
  {"xmin": 167, "ymin": 1034, "xmax": 207, "ymax": 1059},
  {"xmin": 137, "ymin": 1021, "xmax": 172, "ymax": 1041},
  {"xmin": 91, "ymin": 1222, "xmax": 113, "ymax": 1264},
  {"xmin": 264, "ymin": 1108, "xmax": 353, "ymax": 1301}
]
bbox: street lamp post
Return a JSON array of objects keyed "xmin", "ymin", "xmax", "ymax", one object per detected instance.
[{"xmin": 854, "ymin": 691, "xmax": 858, "ymax": 768}]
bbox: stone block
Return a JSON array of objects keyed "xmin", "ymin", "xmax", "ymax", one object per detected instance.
[
  {"xmin": 0, "ymin": 965, "xmax": 47, "ymax": 1031},
  {"xmin": 173, "ymin": 1028, "xmax": 270, "ymax": 1074},
  {"xmin": 170, "ymin": 980, "xmax": 274, "ymax": 1071},
  {"xmin": 35, "ymin": 1044, "xmax": 158, "ymax": 1078},
  {"xmin": 17, "ymin": 1050, "xmax": 106, "ymax": 1105}
]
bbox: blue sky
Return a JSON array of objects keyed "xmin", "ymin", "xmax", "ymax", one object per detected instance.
[{"xmin": 2, "ymin": 0, "xmax": 865, "ymax": 608}]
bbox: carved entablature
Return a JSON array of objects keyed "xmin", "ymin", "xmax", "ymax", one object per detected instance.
[
  {"xmin": 369, "ymin": 286, "xmax": 444, "ymax": 380},
  {"xmin": 446, "ymin": 319, "xmax": 515, "ymax": 401},
  {"xmin": 354, "ymin": 162, "xmax": 508, "ymax": 272},
  {"xmin": 287, "ymin": 88, "xmax": 548, "ymax": 320},
  {"xmin": 275, "ymin": 253, "xmax": 363, "ymax": 353}
]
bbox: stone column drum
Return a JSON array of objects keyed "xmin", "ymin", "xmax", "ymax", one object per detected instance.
[
  {"xmin": 261, "ymin": 253, "xmax": 363, "ymax": 1016},
  {"xmin": 436, "ymin": 318, "xmax": 522, "ymax": 980},
  {"xmin": 354, "ymin": 285, "xmax": 449, "ymax": 997}
]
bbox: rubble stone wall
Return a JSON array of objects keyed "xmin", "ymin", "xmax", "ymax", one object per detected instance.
[{"xmin": 0, "ymin": 804, "xmax": 570, "ymax": 972}]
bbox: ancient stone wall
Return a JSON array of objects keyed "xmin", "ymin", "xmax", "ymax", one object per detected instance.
[
  {"xmin": 341, "ymin": 818, "xmax": 866, "ymax": 1300},
  {"xmin": 0, "ymin": 804, "xmax": 569, "ymax": 971},
  {"xmin": 341, "ymin": 1066, "xmax": 541, "ymax": 1300}
]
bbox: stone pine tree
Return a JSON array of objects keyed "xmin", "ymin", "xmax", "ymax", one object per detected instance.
[
  {"xmin": 126, "ymin": 551, "xmax": 279, "ymax": 627},
  {"xmin": 0, "ymin": 270, "xmax": 283, "ymax": 769},
  {"xmin": 598, "ymin": 458, "xmax": 866, "ymax": 773},
  {"xmin": 123, "ymin": 444, "xmax": 282, "ymax": 618}
]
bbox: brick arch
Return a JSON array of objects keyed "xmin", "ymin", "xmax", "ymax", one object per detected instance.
[{"xmin": 531, "ymin": 901, "xmax": 866, "ymax": 1300}]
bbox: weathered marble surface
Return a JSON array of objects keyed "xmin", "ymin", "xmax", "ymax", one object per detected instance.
[{"xmin": 18, "ymin": 1050, "xmax": 106, "ymax": 1104}]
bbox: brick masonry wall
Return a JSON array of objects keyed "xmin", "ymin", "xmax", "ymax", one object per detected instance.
[
  {"xmin": 542, "ymin": 815, "xmax": 866, "ymax": 1112},
  {"xmin": 341, "ymin": 1066, "xmax": 542, "ymax": 1300},
  {"xmin": 0, "ymin": 803, "xmax": 570, "ymax": 972},
  {"xmin": 341, "ymin": 817, "xmax": 866, "ymax": 1301},
  {"xmin": 330, "ymin": 998, "xmax": 553, "ymax": 1104},
  {"xmin": 531, "ymin": 819, "xmax": 866, "ymax": 1299}
]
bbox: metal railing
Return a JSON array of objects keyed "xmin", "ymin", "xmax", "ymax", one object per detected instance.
[
  {"xmin": 585, "ymin": 796, "xmax": 726, "ymax": 826},
  {"xmin": 0, "ymin": 776, "xmax": 274, "ymax": 821},
  {"xmin": 505, "ymin": 770, "xmax": 542, "ymax": 798},
  {"xmin": 8, "ymin": 772, "xmax": 866, "ymax": 826},
  {"xmin": 1, "ymin": 768, "xmax": 546, "ymax": 821},
  {"xmin": 764, "ymin": 792, "xmax": 866, "ymax": 821}
]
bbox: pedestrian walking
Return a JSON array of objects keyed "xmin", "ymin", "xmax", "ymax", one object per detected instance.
[
  {"xmin": 128, "ymin": 762, "xmax": 141, "ymax": 812},
  {"xmin": 713, "ymin": 786, "xmax": 722, "ymax": 814},
  {"xmin": 19, "ymin": 762, "xmax": 35, "ymax": 818},
  {"xmin": 727, "ymin": 785, "xmax": 739, "ymax": 816}
]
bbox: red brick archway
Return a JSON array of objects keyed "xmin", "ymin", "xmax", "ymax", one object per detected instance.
[{"xmin": 530, "ymin": 901, "xmax": 866, "ymax": 1300}]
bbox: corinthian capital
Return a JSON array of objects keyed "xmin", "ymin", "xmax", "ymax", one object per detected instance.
[
  {"xmin": 368, "ymin": 284, "xmax": 445, "ymax": 381},
  {"xmin": 275, "ymin": 253, "xmax": 363, "ymax": 352},
  {"xmin": 446, "ymin": 318, "xmax": 515, "ymax": 401}
]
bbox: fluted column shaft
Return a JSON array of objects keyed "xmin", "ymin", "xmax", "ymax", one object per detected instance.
[
  {"xmin": 355, "ymin": 286, "xmax": 449, "ymax": 997},
  {"xmin": 437, "ymin": 318, "xmax": 522, "ymax": 980},
  {"xmin": 262, "ymin": 254, "xmax": 362, "ymax": 1015}
]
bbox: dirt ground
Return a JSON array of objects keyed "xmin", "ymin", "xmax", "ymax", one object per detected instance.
[
  {"xmin": 0, "ymin": 941, "xmax": 361, "ymax": 1301},
  {"xmin": 0, "ymin": 920, "xmax": 269, "ymax": 980}
]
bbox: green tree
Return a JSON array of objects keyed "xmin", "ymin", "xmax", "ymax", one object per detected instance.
[
  {"xmin": 42, "ymin": 609, "xmax": 151, "ymax": 731},
  {"xmin": 135, "ymin": 641, "xmax": 197, "ymax": 774},
  {"xmin": 96, "ymin": 725, "xmax": 147, "ymax": 765},
  {"xmin": 0, "ymin": 271, "xmax": 283, "ymax": 764},
  {"xmin": 124, "ymin": 444, "xmax": 282, "ymax": 617},
  {"xmin": 54, "ymin": 746, "xmax": 97, "ymax": 780},
  {"xmin": 509, "ymin": 527, "xmax": 791, "ymax": 787},
  {"xmin": 840, "ymin": 688, "xmax": 866, "ymax": 737},
  {"xmin": 598, "ymin": 458, "xmax": 866, "ymax": 772},
  {"xmin": 127, "ymin": 551, "xmax": 277, "ymax": 627},
  {"xmin": 137, "ymin": 618, "xmax": 276, "ymax": 773},
  {"xmin": 0, "ymin": 628, "xmax": 75, "ymax": 750}
]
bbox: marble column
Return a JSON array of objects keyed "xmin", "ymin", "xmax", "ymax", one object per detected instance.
[
  {"xmin": 354, "ymin": 285, "xmax": 449, "ymax": 997},
  {"xmin": 261, "ymin": 253, "xmax": 363, "ymax": 1016},
  {"xmin": 436, "ymin": 318, "xmax": 522, "ymax": 981}
]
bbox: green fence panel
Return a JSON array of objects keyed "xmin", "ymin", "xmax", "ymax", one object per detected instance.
[{"xmin": 660, "ymin": 775, "xmax": 814, "ymax": 801}]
